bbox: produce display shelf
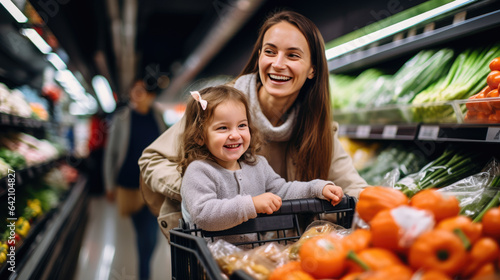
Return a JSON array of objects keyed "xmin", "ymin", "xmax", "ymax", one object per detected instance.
[
  {"xmin": 0, "ymin": 113, "xmax": 51, "ymax": 130},
  {"xmin": 338, "ymin": 123, "xmax": 500, "ymax": 143},
  {"xmin": 0, "ymin": 207, "xmax": 57, "ymax": 277},
  {"xmin": 1, "ymin": 175, "xmax": 88, "ymax": 279},
  {"xmin": 338, "ymin": 124, "xmax": 418, "ymax": 140},
  {"xmin": 328, "ymin": 6, "xmax": 500, "ymax": 74},
  {"xmin": 0, "ymin": 158, "xmax": 62, "ymax": 198},
  {"xmin": 418, "ymin": 123, "xmax": 500, "ymax": 142},
  {"xmin": 334, "ymin": 97, "xmax": 500, "ymax": 125}
]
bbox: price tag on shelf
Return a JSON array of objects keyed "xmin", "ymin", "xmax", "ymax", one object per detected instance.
[
  {"xmin": 407, "ymin": 28, "xmax": 417, "ymax": 38},
  {"xmin": 418, "ymin": 125, "xmax": 440, "ymax": 140},
  {"xmin": 356, "ymin": 125, "xmax": 371, "ymax": 138},
  {"xmin": 486, "ymin": 127, "xmax": 500, "ymax": 142},
  {"xmin": 25, "ymin": 118, "xmax": 33, "ymax": 128},
  {"xmin": 382, "ymin": 125, "xmax": 398, "ymax": 139},
  {"xmin": 453, "ymin": 11, "xmax": 467, "ymax": 24},
  {"xmin": 393, "ymin": 33, "xmax": 404, "ymax": 42},
  {"xmin": 11, "ymin": 116, "xmax": 20, "ymax": 126},
  {"xmin": 1, "ymin": 114, "xmax": 9, "ymax": 125},
  {"xmin": 424, "ymin": 22, "xmax": 435, "ymax": 33}
]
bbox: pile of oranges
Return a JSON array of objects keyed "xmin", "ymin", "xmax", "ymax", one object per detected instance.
[{"xmin": 269, "ymin": 186, "xmax": 500, "ymax": 280}]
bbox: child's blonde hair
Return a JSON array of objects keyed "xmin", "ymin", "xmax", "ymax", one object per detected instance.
[{"xmin": 178, "ymin": 85, "xmax": 261, "ymax": 175}]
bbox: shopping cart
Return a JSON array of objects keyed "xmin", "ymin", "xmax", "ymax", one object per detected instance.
[{"xmin": 170, "ymin": 194, "xmax": 356, "ymax": 280}]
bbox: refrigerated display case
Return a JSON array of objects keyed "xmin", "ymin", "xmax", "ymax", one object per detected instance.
[
  {"xmin": 330, "ymin": 0, "xmax": 500, "ymax": 147},
  {"xmin": 0, "ymin": 4, "xmax": 89, "ymax": 279}
]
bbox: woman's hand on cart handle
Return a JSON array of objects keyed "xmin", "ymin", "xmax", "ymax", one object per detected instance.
[
  {"xmin": 252, "ymin": 192, "xmax": 282, "ymax": 214},
  {"xmin": 322, "ymin": 184, "xmax": 344, "ymax": 206}
]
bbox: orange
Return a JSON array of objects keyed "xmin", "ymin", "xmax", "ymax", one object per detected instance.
[
  {"xmin": 269, "ymin": 261, "xmax": 303, "ymax": 280},
  {"xmin": 299, "ymin": 234, "xmax": 347, "ymax": 279}
]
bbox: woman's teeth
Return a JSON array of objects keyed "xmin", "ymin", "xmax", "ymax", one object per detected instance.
[{"xmin": 269, "ymin": 74, "xmax": 291, "ymax": 81}]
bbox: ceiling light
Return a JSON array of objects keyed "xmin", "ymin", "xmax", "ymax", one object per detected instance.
[
  {"xmin": 68, "ymin": 94, "xmax": 97, "ymax": 116},
  {"xmin": 0, "ymin": 0, "xmax": 28, "ymax": 23},
  {"xmin": 92, "ymin": 75, "xmax": 116, "ymax": 113},
  {"xmin": 56, "ymin": 70, "xmax": 87, "ymax": 101},
  {"xmin": 47, "ymin": 52, "xmax": 67, "ymax": 70},
  {"xmin": 69, "ymin": 102, "xmax": 87, "ymax": 115},
  {"xmin": 325, "ymin": 0, "xmax": 475, "ymax": 60},
  {"xmin": 21, "ymin": 28, "xmax": 52, "ymax": 54}
]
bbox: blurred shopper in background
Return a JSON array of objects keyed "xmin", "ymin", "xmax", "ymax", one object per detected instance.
[
  {"xmin": 139, "ymin": 10, "xmax": 368, "ymax": 241},
  {"xmin": 104, "ymin": 78, "xmax": 168, "ymax": 280}
]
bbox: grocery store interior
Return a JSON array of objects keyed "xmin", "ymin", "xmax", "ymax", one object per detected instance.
[{"xmin": 1, "ymin": 0, "xmax": 500, "ymax": 279}]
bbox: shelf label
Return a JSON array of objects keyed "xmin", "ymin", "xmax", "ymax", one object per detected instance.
[
  {"xmin": 382, "ymin": 125, "xmax": 398, "ymax": 139},
  {"xmin": 393, "ymin": 33, "xmax": 404, "ymax": 43},
  {"xmin": 418, "ymin": 125, "xmax": 440, "ymax": 140},
  {"xmin": 424, "ymin": 22, "xmax": 435, "ymax": 33},
  {"xmin": 407, "ymin": 28, "xmax": 417, "ymax": 38},
  {"xmin": 11, "ymin": 116, "xmax": 20, "ymax": 126},
  {"xmin": 356, "ymin": 125, "xmax": 371, "ymax": 138},
  {"xmin": 1, "ymin": 114, "xmax": 9, "ymax": 125},
  {"xmin": 453, "ymin": 11, "xmax": 467, "ymax": 24},
  {"xmin": 486, "ymin": 127, "xmax": 500, "ymax": 142}
]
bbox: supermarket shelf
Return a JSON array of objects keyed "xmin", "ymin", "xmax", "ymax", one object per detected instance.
[
  {"xmin": 418, "ymin": 124, "xmax": 500, "ymax": 142},
  {"xmin": 338, "ymin": 124, "xmax": 418, "ymax": 140},
  {"xmin": 338, "ymin": 123, "xmax": 500, "ymax": 143},
  {"xmin": 0, "ymin": 113, "xmax": 52, "ymax": 130},
  {"xmin": 328, "ymin": 8, "xmax": 500, "ymax": 74},
  {"xmin": 0, "ymin": 157, "xmax": 62, "ymax": 198},
  {"xmin": 1, "ymin": 175, "xmax": 88, "ymax": 279},
  {"xmin": 0, "ymin": 22, "xmax": 49, "ymax": 89}
]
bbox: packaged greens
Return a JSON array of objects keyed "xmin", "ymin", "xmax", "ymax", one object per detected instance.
[
  {"xmin": 394, "ymin": 146, "xmax": 489, "ymax": 197},
  {"xmin": 438, "ymin": 157, "xmax": 500, "ymax": 221},
  {"xmin": 358, "ymin": 144, "xmax": 427, "ymax": 186},
  {"xmin": 391, "ymin": 49, "xmax": 454, "ymax": 104},
  {"xmin": 330, "ymin": 68, "xmax": 384, "ymax": 109}
]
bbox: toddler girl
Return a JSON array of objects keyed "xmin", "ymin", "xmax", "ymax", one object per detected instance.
[{"xmin": 179, "ymin": 85, "xmax": 343, "ymax": 231}]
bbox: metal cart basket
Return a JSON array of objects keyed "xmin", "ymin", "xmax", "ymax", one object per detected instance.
[{"xmin": 170, "ymin": 195, "xmax": 356, "ymax": 280}]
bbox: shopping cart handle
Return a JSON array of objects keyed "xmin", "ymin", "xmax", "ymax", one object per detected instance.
[{"xmin": 259, "ymin": 194, "xmax": 354, "ymax": 217}]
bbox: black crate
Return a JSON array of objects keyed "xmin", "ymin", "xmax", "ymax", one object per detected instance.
[{"xmin": 170, "ymin": 195, "xmax": 356, "ymax": 280}]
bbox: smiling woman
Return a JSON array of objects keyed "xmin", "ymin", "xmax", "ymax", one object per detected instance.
[{"xmin": 258, "ymin": 21, "xmax": 315, "ymax": 122}]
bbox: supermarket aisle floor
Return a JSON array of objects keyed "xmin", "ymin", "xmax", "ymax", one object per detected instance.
[{"xmin": 74, "ymin": 196, "xmax": 171, "ymax": 280}]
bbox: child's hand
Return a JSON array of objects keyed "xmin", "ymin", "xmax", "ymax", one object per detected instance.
[
  {"xmin": 322, "ymin": 184, "xmax": 344, "ymax": 206},
  {"xmin": 252, "ymin": 192, "xmax": 282, "ymax": 214}
]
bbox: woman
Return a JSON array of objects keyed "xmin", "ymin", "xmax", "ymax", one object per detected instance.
[
  {"xmin": 139, "ymin": 10, "xmax": 367, "ymax": 240},
  {"xmin": 104, "ymin": 79, "xmax": 167, "ymax": 280}
]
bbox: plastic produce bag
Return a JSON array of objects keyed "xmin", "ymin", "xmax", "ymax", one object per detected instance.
[
  {"xmin": 438, "ymin": 157, "xmax": 500, "ymax": 220},
  {"xmin": 358, "ymin": 144, "xmax": 427, "ymax": 186},
  {"xmin": 390, "ymin": 206, "xmax": 435, "ymax": 248},
  {"xmin": 208, "ymin": 239, "xmax": 277, "ymax": 280},
  {"xmin": 286, "ymin": 220, "xmax": 339, "ymax": 260},
  {"xmin": 394, "ymin": 146, "xmax": 489, "ymax": 197}
]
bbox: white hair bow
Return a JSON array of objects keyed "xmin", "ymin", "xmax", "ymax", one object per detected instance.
[{"xmin": 190, "ymin": 91, "xmax": 207, "ymax": 110}]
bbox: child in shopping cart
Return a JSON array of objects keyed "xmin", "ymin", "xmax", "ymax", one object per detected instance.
[{"xmin": 178, "ymin": 85, "xmax": 343, "ymax": 232}]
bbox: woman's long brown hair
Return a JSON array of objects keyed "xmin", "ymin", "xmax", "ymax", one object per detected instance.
[{"xmin": 237, "ymin": 10, "xmax": 332, "ymax": 181}]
